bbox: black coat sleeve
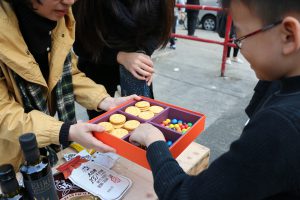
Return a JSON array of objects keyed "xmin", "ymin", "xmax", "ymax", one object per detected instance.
[{"xmin": 147, "ymin": 109, "xmax": 299, "ymax": 200}]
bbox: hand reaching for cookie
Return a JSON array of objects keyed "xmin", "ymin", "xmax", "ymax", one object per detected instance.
[
  {"xmin": 69, "ymin": 122, "xmax": 116, "ymax": 153},
  {"xmin": 129, "ymin": 123, "xmax": 166, "ymax": 147},
  {"xmin": 98, "ymin": 95, "xmax": 141, "ymax": 111}
]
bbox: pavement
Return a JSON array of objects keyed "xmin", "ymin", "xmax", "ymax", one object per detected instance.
[{"xmin": 75, "ymin": 26, "xmax": 258, "ymax": 163}]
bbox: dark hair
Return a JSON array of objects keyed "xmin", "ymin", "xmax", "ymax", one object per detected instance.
[
  {"xmin": 2, "ymin": 0, "xmax": 42, "ymax": 10},
  {"xmin": 221, "ymin": 0, "xmax": 300, "ymax": 24},
  {"xmin": 73, "ymin": 0, "xmax": 174, "ymax": 61},
  {"xmin": 26, "ymin": 0, "xmax": 41, "ymax": 9}
]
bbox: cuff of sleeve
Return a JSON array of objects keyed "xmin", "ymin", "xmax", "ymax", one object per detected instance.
[
  {"xmin": 146, "ymin": 141, "xmax": 173, "ymax": 173},
  {"xmin": 147, "ymin": 141, "xmax": 187, "ymax": 199},
  {"xmin": 94, "ymin": 93, "xmax": 111, "ymax": 112},
  {"xmin": 59, "ymin": 122, "xmax": 74, "ymax": 148}
]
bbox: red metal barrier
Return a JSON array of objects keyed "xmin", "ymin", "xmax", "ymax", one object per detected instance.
[{"xmin": 173, "ymin": 4, "xmax": 235, "ymax": 77}]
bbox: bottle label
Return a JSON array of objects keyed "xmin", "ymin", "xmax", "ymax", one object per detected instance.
[
  {"xmin": 9, "ymin": 194, "xmax": 23, "ymax": 200},
  {"xmin": 24, "ymin": 170, "xmax": 58, "ymax": 200}
]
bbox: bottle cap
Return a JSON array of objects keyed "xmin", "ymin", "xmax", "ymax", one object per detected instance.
[
  {"xmin": 0, "ymin": 164, "xmax": 15, "ymax": 182},
  {"xmin": 19, "ymin": 133, "xmax": 40, "ymax": 163},
  {"xmin": 0, "ymin": 164, "xmax": 19, "ymax": 195},
  {"xmin": 19, "ymin": 133, "xmax": 38, "ymax": 152}
]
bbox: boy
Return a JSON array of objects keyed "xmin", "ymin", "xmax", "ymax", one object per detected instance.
[{"xmin": 129, "ymin": 0, "xmax": 300, "ymax": 199}]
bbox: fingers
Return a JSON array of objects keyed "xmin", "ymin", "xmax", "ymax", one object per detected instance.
[
  {"xmin": 138, "ymin": 61, "xmax": 154, "ymax": 73},
  {"xmin": 135, "ymin": 63, "xmax": 152, "ymax": 77},
  {"xmin": 135, "ymin": 53, "xmax": 154, "ymax": 73},
  {"xmin": 124, "ymin": 94, "xmax": 141, "ymax": 101},
  {"xmin": 128, "ymin": 123, "xmax": 147, "ymax": 143},
  {"xmin": 128, "ymin": 135, "xmax": 136, "ymax": 144},
  {"xmin": 122, "ymin": 53, "xmax": 154, "ymax": 81},
  {"xmin": 146, "ymin": 75, "xmax": 153, "ymax": 86},
  {"xmin": 131, "ymin": 70, "xmax": 147, "ymax": 80},
  {"xmin": 137, "ymin": 55, "xmax": 154, "ymax": 74},
  {"xmin": 70, "ymin": 123, "xmax": 116, "ymax": 153},
  {"xmin": 85, "ymin": 123, "xmax": 105, "ymax": 133},
  {"xmin": 128, "ymin": 130, "xmax": 141, "ymax": 144},
  {"xmin": 132, "ymin": 94, "xmax": 142, "ymax": 101},
  {"xmin": 139, "ymin": 54, "xmax": 154, "ymax": 68},
  {"xmin": 90, "ymin": 138, "xmax": 116, "ymax": 153}
]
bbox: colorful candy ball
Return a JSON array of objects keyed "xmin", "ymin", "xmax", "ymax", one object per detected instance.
[
  {"xmin": 167, "ymin": 141, "xmax": 173, "ymax": 147},
  {"xmin": 171, "ymin": 119, "xmax": 178, "ymax": 124},
  {"xmin": 161, "ymin": 118, "xmax": 193, "ymax": 134}
]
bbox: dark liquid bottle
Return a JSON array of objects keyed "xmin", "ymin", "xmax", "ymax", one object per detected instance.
[
  {"xmin": 19, "ymin": 133, "xmax": 58, "ymax": 200},
  {"xmin": 0, "ymin": 164, "xmax": 24, "ymax": 200}
]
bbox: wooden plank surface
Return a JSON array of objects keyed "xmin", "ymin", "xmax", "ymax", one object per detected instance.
[
  {"xmin": 177, "ymin": 142, "xmax": 210, "ymax": 175},
  {"xmin": 54, "ymin": 142, "xmax": 210, "ymax": 200}
]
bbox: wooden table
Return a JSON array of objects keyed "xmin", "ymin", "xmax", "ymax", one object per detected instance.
[{"xmin": 54, "ymin": 142, "xmax": 210, "ymax": 200}]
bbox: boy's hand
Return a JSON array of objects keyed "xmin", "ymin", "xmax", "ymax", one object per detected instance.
[
  {"xmin": 129, "ymin": 123, "xmax": 166, "ymax": 147},
  {"xmin": 69, "ymin": 122, "xmax": 116, "ymax": 153},
  {"xmin": 98, "ymin": 95, "xmax": 141, "ymax": 111}
]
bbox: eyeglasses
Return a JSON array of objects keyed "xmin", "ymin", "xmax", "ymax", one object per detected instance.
[{"xmin": 232, "ymin": 20, "xmax": 283, "ymax": 49}]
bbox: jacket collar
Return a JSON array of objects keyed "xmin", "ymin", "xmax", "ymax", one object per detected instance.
[{"xmin": 0, "ymin": 1, "xmax": 75, "ymax": 90}]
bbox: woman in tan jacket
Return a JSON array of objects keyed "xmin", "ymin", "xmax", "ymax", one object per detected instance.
[{"xmin": 0, "ymin": 0, "xmax": 139, "ymax": 170}]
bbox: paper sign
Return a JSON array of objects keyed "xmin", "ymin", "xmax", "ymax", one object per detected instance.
[
  {"xmin": 68, "ymin": 161, "xmax": 132, "ymax": 200},
  {"xmin": 64, "ymin": 150, "xmax": 119, "ymax": 169}
]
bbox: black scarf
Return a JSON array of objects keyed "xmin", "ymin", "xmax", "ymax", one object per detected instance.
[{"xmin": 12, "ymin": 2, "xmax": 57, "ymax": 81}]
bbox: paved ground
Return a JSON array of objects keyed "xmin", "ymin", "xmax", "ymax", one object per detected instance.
[{"xmin": 76, "ymin": 26, "xmax": 259, "ymax": 163}]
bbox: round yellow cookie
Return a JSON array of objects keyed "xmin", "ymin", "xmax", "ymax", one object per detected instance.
[
  {"xmin": 125, "ymin": 106, "xmax": 141, "ymax": 116},
  {"xmin": 98, "ymin": 122, "xmax": 114, "ymax": 133},
  {"xmin": 123, "ymin": 120, "xmax": 141, "ymax": 131},
  {"xmin": 138, "ymin": 111, "xmax": 154, "ymax": 120},
  {"xmin": 139, "ymin": 107, "xmax": 150, "ymax": 111},
  {"xmin": 113, "ymin": 124, "xmax": 124, "ymax": 129},
  {"xmin": 135, "ymin": 101, "xmax": 150, "ymax": 109},
  {"xmin": 149, "ymin": 106, "xmax": 164, "ymax": 114},
  {"xmin": 109, "ymin": 114, "xmax": 126, "ymax": 125},
  {"xmin": 110, "ymin": 128, "xmax": 129, "ymax": 138}
]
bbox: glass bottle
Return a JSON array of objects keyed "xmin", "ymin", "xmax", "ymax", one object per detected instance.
[
  {"xmin": 19, "ymin": 133, "xmax": 58, "ymax": 200},
  {"xmin": 0, "ymin": 164, "xmax": 24, "ymax": 200}
]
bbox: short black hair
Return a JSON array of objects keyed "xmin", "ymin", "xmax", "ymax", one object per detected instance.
[
  {"xmin": 221, "ymin": 0, "xmax": 300, "ymax": 24},
  {"xmin": 8, "ymin": 0, "xmax": 42, "ymax": 10},
  {"xmin": 24, "ymin": 0, "xmax": 43, "ymax": 9}
]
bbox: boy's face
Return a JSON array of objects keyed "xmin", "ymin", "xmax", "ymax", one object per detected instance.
[
  {"xmin": 31, "ymin": 0, "xmax": 76, "ymax": 21},
  {"xmin": 230, "ymin": 1, "xmax": 300, "ymax": 80}
]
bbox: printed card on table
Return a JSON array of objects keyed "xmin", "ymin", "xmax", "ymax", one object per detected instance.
[
  {"xmin": 54, "ymin": 172, "xmax": 100, "ymax": 200},
  {"xmin": 64, "ymin": 150, "xmax": 120, "ymax": 169},
  {"xmin": 68, "ymin": 161, "xmax": 132, "ymax": 200}
]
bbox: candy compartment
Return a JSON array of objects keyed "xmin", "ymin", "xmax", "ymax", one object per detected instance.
[
  {"xmin": 150, "ymin": 108, "xmax": 202, "ymax": 134},
  {"xmin": 151, "ymin": 124, "xmax": 182, "ymax": 147}
]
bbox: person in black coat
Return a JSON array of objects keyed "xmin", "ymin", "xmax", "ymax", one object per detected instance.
[{"xmin": 73, "ymin": 0, "xmax": 174, "ymax": 119}]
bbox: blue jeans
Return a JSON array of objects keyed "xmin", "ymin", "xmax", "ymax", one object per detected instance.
[{"xmin": 119, "ymin": 65, "xmax": 153, "ymax": 98}]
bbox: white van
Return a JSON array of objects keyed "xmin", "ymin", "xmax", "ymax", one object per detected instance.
[{"xmin": 182, "ymin": 0, "xmax": 219, "ymax": 31}]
